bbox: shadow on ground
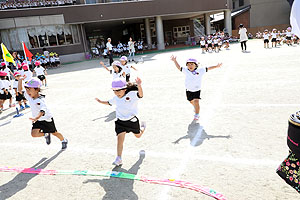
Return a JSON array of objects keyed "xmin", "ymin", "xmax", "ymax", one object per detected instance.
[
  {"xmin": 173, "ymin": 121, "xmax": 231, "ymax": 146},
  {"xmin": 92, "ymin": 111, "xmax": 116, "ymax": 122},
  {"xmin": 84, "ymin": 150, "xmax": 145, "ymax": 200},
  {"xmin": 0, "ymin": 150, "xmax": 63, "ymax": 199}
]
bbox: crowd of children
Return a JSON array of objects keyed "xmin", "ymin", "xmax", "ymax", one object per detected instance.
[
  {"xmin": 198, "ymin": 32, "xmax": 231, "ymax": 53},
  {"xmin": 255, "ymin": 27, "xmax": 300, "ymax": 48}
]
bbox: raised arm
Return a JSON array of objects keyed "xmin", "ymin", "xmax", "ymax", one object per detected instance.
[
  {"xmin": 207, "ymin": 63, "xmax": 222, "ymax": 71},
  {"xmin": 170, "ymin": 55, "xmax": 181, "ymax": 71},
  {"xmin": 131, "ymin": 65, "xmax": 138, "ymax": 71},
  {"xmin": 95, "ymin": 98, "xmax": 110, "ymax": 106},
  {"xmin": 18, "ymin": 76, "xmax": 25, "ymax": 93},
  {"xmin": 136, "ymin": 77, "xmax": 143, "ymax": 98},
  {"xmin": 100, "ymin": 61, "xmax": 110, "ymax": 72}
]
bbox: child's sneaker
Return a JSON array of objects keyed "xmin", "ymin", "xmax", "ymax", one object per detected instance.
[
  {"xmin": 194, "ymin": 114, "xmax": 200, "ymax": 121},
  {"xmin": 20, "ymin": 105, "xmax": 25, "ymax": 110},
  {"xmin": 112, "ymin": 156, "xmax": 123, "ymax": 166},
  {"xmin": 25, "ymin": 104, "xmax": 30, "ymax": 108},
  {"xmin": 141, "ymin": 121, "xmax": 146, "ymax": 131},
  {"xmin": 44, "ymin": 133, "xmax": 51, "ymax": 145},
  {"xmin": 9, "ymin": 104, "xmax": 15, "ymax": 108},
  {"xmin": 62, "ymin": 139, "xmax": 68, "ymax": 150}
]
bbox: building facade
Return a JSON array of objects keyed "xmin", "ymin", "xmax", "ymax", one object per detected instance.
[{"xmin": 0, "ymin": 0, "xmax": 233, "ymax": 63}]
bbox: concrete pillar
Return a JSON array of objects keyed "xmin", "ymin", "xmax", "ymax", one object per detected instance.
[
  {"xmin": 80, "ymin": 24, "xmax": 88, "ymax": 54},
  {"xmin": 224, "ymin": 9, "xmax": 232, "ymax": 36},
  {"xmin": 144, "ymin": 18, "xmax": 152, "ymax": 49},
  {"xmin": 205, "ymin": 13, "xmax": 211, "ymax": 35},
  {"xmin": 155, "ymin": 16, "xmax": 165, "ymax": 50}
]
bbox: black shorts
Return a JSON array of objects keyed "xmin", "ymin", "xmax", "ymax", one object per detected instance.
[
  {"xmin": 214, "ymin": 44, "xmax": 219, "ymax": 48},
  {"xmin": 0, "ymin": 93, "xmax": 6, "ymax": 100},
  {"xmin": 126, "ymin": 74, "xmax": 130, "ymax": 82},
  {"xmin": 271, "ymin": 38, "xmax": 277, "ymax": 42},
  {"xmin": 5, "ymin": 92, "xmax": 12, "ymax": 99},
  {"xmin": 115, "ymin": 117, "xmax": 140, "ymax": 135},
  {"xmin": 201, "ymin": 45, "xmax": 206, "ymax": 48},
  {"xmin": 55, "ymin": 61, "xmax": 60, "ymax": 64},
  {"xmin": 264, "ymin": 39, "xmax": 269, "ymax": 43},
  {"xmin": 286, "ymin": 36, "xmax": 292, "ymax": 40},
  {"xmin": 186, "ymin": 90, "xmax": 201, "ymax": 101},
  {"xmin": 32, "ymin": 118, "xmax": 57, "ymax": 133},
  {"xmin": 37, "ymin": 75, "xmax": 46, "ymax": 81},
  {"xmin": 16, "ymin": 92, "xmax": 26, "ymax": 101},
  {"xmin": 208, "ymin": 44, "xmax": 212, "ymax": 48}
]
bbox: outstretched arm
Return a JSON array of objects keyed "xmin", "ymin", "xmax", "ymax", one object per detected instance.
[
  {"xmin": 100, "ymin": 61, "xmax": 110, "ymax": 72},
  {"xmin": 95, "ymin": 98, "xmax": 110, "ymax": 106},
  {"xmin": 18, "ymin": 76, "xmax": 25, "ymax": 93},
  {"xmin": 131, "ymin": 66, "xmax": 137, "ymax": 71},
  {"xmin": 207, "ymin": 63, "xmax": 222, "ymax": 71},
  {"xmin": 136, "ymin": 77, "xmax": 143, "ymax": 98},
  {"xmin": 170, "ymin": 55, "xmax": 181, "ymax": 71}
]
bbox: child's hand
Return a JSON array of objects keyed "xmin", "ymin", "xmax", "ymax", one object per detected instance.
[
  {"xmin": 100, "ymin": 61, "xmax": 104, "ymax": 65},
  {"xmin": 216, "ymin": 63, "xmax": 223, "ymax": 68},
  {"xmin": 135, "ymin": 77, "xmax": 142, "ymax": 85},
  {"xmin": 170, "ymin": 55, "xmax": 177, "ymax": 62},
  {"xmin": 95, "ymin": 98, "xmax": 101, "ymax": 103},
  {"xmin": 19, "ymin": 76, "xmax": 25, "ymax": 80}
]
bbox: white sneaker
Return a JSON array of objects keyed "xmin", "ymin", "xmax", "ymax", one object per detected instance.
[
  {"xmin": 194, "ymin": 114, "xmax": 200, "ymax": 121},
  {"xmin": 112, "ymin": 156, "xmax": 123, "ymax": 166},
  {"xmin": 141, "ymin": 121, "xmax": 146, "ymax": 130}
]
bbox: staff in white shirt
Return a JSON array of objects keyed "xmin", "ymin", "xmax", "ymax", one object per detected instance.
[
  {"xmin": 238, "ymin": 24, "xmax": 248, "ymax": 52},
  {"xmin": 106, "ymin": 38, "xmax": 114, "ymax": 66}
]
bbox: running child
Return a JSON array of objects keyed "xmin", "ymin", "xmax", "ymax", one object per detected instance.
[
  {"xmin": 0, "ymin": 71, "xmax": 8, "ymax": 112},
  {"xmin": 286, "ymin": 27, "xmax": 293, "ymax": 46},
  {"xmin": 200, "ymin": 37, "xmax": 206, "ymax": 54},
  {"xmin": 100, "ymin": 61, "xmax": 126, "ymax": 80},
  {"xmin": 18, "ymin": 77, "xmax": 68, "ymax": 150},
  {"xmin": 13, "ymin": 72, "xmax": 29, "ymax": 110},
  {"xmin": 95, "ymin": 78, "xmax": 146, "ymax": 166},
  {"xmin": 23, "ymin": 64, "xmax": 33, "ymax": 83},
  {"xmin": 120, "ymin": 56, "xmax": 137, "ymax": 82},
  {"xmin": 271, "ymin": 29, "xmax": 277, "ymax": 48},
  {"xmin": 0, "ymin": 71, "xmax": 14, "ymax": 109},
  {"xmin": 33, "ymin": 61, "xmax": 47, "ymax": 86},
  {"xmin": 207, "ymin": 36, "xmax": 213, "ymax": 53},
  {"xmin": 263, "ymin": 30, "xmax": 270, "ymax": 48},
  {"xmin": 1, "ymin": 62, "xmax": 14, "ymax": 81},
  {"xmin": 276, "ymin": 30, "xmax": 282, "ymax": 46},
  {"xmin": 213, "ymin": 36, "xmax": 219, "ymax": 53},
  {"xmin": 170, "ymin": 56, "xmax": 222, "ymax": 121}
]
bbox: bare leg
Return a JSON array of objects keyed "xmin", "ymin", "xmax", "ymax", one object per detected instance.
[
  {"xmin": 117, "ymin": 132, "xmax": 126, "ymax": 157},
  {"xmin": 52, "ymin": 131, "xmax": 64, "ymax": 141},
  {"xmin": 31, "ymin": 129, "xmax": 44, "ymax": 137},
  {"xmin": 192, "ymin": 99, "xmax": 200, "ymax": 115}
]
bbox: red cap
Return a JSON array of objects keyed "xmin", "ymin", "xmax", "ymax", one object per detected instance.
[
  {"xmin": 14, "ymin": 72, "xmax": 21, "ymax": 76},
  {"xmin": 0, "ymin": 71, "xmax": 8, "ymax": 77}
]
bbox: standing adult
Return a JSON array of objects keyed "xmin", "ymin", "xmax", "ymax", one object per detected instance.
[
  {"xmin": 238, "ymin": 24, "xmax": 248, "ymax": 52},
  {"xmin": 106, "ymin": 38, "xmax": 113, "ymax": 66},
  {"xmin": 128, "ymin": 37, "xmax": 135, "ymax": 62}
]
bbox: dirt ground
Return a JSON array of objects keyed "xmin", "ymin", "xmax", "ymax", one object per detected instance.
[{"xmin": 0, "ymin": 40, "xmax": 300, "ymax": 200}]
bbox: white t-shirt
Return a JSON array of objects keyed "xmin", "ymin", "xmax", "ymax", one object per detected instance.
[
  {"xmin": 110, "ymin": 70, "xmax": 124, "ymax": 80},
  {"xmin": 24, "ymin": 92, "xmax": 53, "ymax": 121},
  {"xmin": 286, "ymin": 31, "xmax": 292, "ymax": 37},
  {"xmin": 108, "ymin": 91, "xmax": 140, "ymax": 120},
  {"xmin": 43, "ymin": 51, "xmax": 49, "ymax": 57},
  {"xmin": 200, "ymin": 40, "xmax": 206, "ymax": 46},
  {"xmin": 122, "ymin": 64, "xmax": 131, "ymax": 75},
  {"xmin": 263, "ymin": 33, "xmax": 270, "ymax": 40},
  {"xmin": 213, "ymin": 39, "xmax": 218, "ymax": 44},
  {"xmin": 13, "ymin": 79, "xmax": 25, "ymax": 91},
  {"xmin": 0, "ymin": 80, "xmax": 5, "ymax": 94},
  {"xmin": 50, "ymin": 57, "xmax": 55, "ymax": 63},
  {"xmin": 271, "ymin": 33, "xmax": 277, "ymax": 39},
  {"xmin": 128, "ymin": 41, "xmax": 135, "ymax": 53},
  {"xmin": 3, "ymin": 79, "xmax": 10, "ymax": 90},
  {"xmin": 24, "ymin": 71, "xmax": 33, "ymax": 82},
  {"xmin": 106, "ymin": 42, "xmax": 113, "ymax": 50},
  {"xmin": 239, "ymin": 28, "xmax": 248, "ymax": 42},
  {"xmin": 181, "ymin": 67, "xmax": 207, "ymax": 92},
  {"xmin": 34, "ymin": 67, "xmax": 45, "ymax": 76}
]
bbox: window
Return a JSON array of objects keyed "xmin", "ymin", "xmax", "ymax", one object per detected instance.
[
  {"xmin": 48, "ymin": 35, "xmax": 58, "ymax": 46},
  {"xmin": 38, "ymin": 35, "xmax": 48, "ymax": 47},
  {"xmin": 239, "ymin": 0, "xmax": 244, "ymax": 7},
  {"xmin": 233, "ymin": 1, "xmax": 235, "ymax": 9},
  {"xmin": 173, "ymin": 26, "xmax": 190, "ymax": 38}
]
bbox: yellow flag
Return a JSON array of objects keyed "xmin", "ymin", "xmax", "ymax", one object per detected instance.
[{"xmin": 1, "ymin": 43, "xmax": 15, "ymax": 66}]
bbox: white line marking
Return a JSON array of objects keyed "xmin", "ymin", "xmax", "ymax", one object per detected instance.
[{"xmin": 0, "ymin": 142, "xmax": 279, "ymax": 167}]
